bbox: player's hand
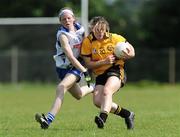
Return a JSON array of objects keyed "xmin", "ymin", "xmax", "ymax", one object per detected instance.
[
  {"xmin": 83, "ymin": 71, "xmax": 91, "ymax": 87},
  {"xmin": 105, "ymin": 55, "xmax": 115, "ymax": 64}
]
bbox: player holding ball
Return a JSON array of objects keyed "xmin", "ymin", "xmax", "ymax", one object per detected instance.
[{"xmin": 81, "ymin": 16, "xmax": 135, "ymax": 129}]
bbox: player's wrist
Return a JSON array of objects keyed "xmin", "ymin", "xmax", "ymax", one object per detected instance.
[
  {"xmin": 82, "ymin": 68, "xmax": 88, "ymax": 73},
  {"xmin": 97, "ymin": 59, "xmax": 106, "ymax": 65}
]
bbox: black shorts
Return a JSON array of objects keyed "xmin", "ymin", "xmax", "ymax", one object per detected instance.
[{"xmin": 95, "ymin": 65, "xmax": 127, "ymax": 87}]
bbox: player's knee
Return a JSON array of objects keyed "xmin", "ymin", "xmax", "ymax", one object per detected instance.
[
  {"xmin": 74, "ymin": 92, "xmax": 83, "ymax": 100},
  {"xmin": 93, "ymin": 98, "xmax": 101, "ymax": 108},
  {"xmin": 103, "ymin": 87, "xmax": 112, "ymax": 97},
  {"xmin": 93, "ymin": 101, "xmax": 100, "ymax": 108},
  {"xmin": 56, "ymin": 84, "xmax": 66, "ymax": 97},
  {"xmin": 75, "ymin": 95, "xmax": 82, "ymax": 100}
]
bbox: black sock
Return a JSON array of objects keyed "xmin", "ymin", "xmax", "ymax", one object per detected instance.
[
  {"xmin": 114, "ymin": 105, "xmax": 121, "ymax": 115},
  {"xmin": 99, "ymin": 112, "xmax": 108, "ymax": 123},
  {"xmin": 118, "ymin": 108, "xmax": 131, "ymax": 118}
]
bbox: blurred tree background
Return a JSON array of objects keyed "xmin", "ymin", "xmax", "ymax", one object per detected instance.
[
  {"xmin": 0, "ymin": 0, "xmax": 179, "ymax": 49},
  {"xmin": 0, "ymin": 0, "xmax": 179, "ymax": 83}
]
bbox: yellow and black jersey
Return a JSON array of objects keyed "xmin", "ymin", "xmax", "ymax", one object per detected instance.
[{"xmin": 81, "ymin": 32, "xmax": 126, "ymax": 76}]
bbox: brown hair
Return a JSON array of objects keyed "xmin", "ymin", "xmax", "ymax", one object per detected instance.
[{"xmin": 89, "ymin": 16, "xmax": 110, "ymax": 33}]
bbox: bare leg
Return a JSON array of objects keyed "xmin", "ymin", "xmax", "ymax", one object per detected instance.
[
  {"xmin": 93, "ymin": 77, "xmax": 121, "ymax": 113},
  {"xmin": 101, "ymin": 76, "xmax": 121, "ymax": 113},
  {"xmin": 49, "ymin": 73, "xmax": 77, "ymax": 116}
]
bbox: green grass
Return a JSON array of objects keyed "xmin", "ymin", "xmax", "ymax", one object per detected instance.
[{"xmin": 0, "ymin": 82, "xmax": 180, "ymax": 137}]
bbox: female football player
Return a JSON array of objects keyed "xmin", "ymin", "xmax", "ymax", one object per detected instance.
[
  {"xmin": 35, "ymin": 7, "xmax": 93, "ymax": 129},
  {"xmin": 81, "ymin": 16, "xmax": 135, "ymax": 129}
]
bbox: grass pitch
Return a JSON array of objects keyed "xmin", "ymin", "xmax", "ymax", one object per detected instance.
[{"xmin": 0, "ymin": 82, "xmax": 180, "ymax": 137}]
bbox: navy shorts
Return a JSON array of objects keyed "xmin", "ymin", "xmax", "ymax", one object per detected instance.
[{"xmin": 56, "ymin": 67, "xmax": 82, "ymax": 82}]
